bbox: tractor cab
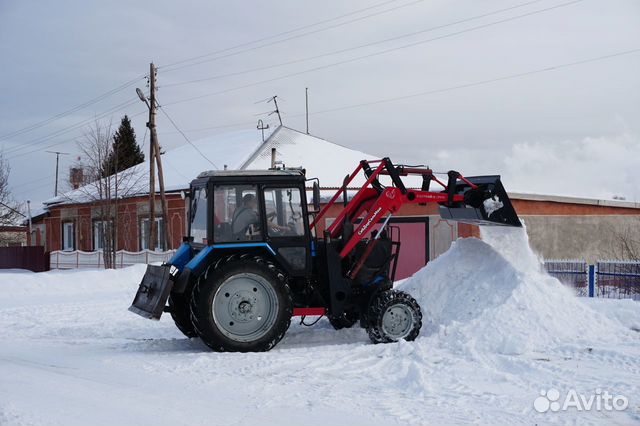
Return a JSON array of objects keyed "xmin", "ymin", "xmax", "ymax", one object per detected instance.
[{"xmin": 188, "ymin": 169, "xmax": 313, "ymax": 275}]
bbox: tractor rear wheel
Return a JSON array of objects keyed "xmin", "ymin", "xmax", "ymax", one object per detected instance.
[
  {"xmin": 168, "ymin": 291, "xmax": 197, "ymax": 338},
  {"xmin": 366, "ymin": 290, "xmax": 422, "ymax": 344},
  {"xmin": 190, "ymin": 258, "xmax": 293, "ymax": 352}
]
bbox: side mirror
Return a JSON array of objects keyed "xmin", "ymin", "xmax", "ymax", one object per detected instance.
[
  {"xmin": 180, "ymin": 189, "xmax": 191, "ymax": 200},
  {"xmin": 312, "ymin": 182, "xmax": 321, "ymax": 212}
]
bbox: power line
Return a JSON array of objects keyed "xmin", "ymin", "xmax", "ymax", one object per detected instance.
[
  {"xmin": 163, "ymin": 0, "xmax": 547, "ymax": 88},
  {"xmin": 158, "ymin": 120, "xmax": 257, "ymax": 136},
  {"xmin": 285, "ymin": 48, "xmax": 640, "ymax": 117},
  {"xmin": 0, "ymin": 74, "xmax": 146, "ymax": 141},
  {"xmin": 0, "ymin": 1, "xmax": 415, "ymax": 143},
  {"xmin": 7, "ymin": 107, "xmax": 146, "ymax": 161},
  {"xmin": 140, "ymin": 125, "xmax": 149, "ymax": 151},
  {"xmin": 11, "ymin": 174, "xmax": 56, "ymax": 190},
  {"xmin": 161, "ymin": 0, "xmax": 583, "ymax": 108},
  {"xmin": 156, "ymin": 99, "xmax": 218, "ymax": 169},
  {"xmin": 160, "ymin": 0, "xmax": 420, "ymax": 72},
  {"xmin": 158, "ymin": 48, "xmax": 640, "ymax": 143},
  {"xmin": 0, "ymin": 201, "xmax": 25, "ymax": 218},
  {"xmin": 5, "ymin": 99, "xmax": 140, "ymax": 159}
]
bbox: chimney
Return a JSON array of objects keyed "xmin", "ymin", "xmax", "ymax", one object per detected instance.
[
  {"xmin": 70, "ymin": 167, "xmax": 84, "ymax": 189},
  {"xmin": 270, "ymin": 148, "xmax": 276, "ymax": 169}
]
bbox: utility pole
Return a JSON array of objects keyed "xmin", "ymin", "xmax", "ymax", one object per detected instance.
[
  {"xmin": 305, "ymin": 87, "xmax": 309, "ymax": 134},
  {"xmin": 148, "ymin": 63, "xmax": 157, "ymax": 251},
  {"xmin": 46, "ymin": 151, "xmax": 69, "ymax": 196},
  {"xmin": 147, "ymin": 63, "xmax": 169, "ymax": 251},
  {"xmin": 27, "ymin": 200, "xmax": 32, "ymax": 245},
  {"xmin": 154, "ymin": 119, "xmax": 170, "ymax": 250}
]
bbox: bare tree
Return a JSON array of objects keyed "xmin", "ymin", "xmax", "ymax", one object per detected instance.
[
  {"xmin": 67, "ymin": 119, "xmax": 145, "ymax": 268},
  {"xmin": 607, "ymin": 218, "xmax": 640, "ymax": 261},
  {"xmin": 0, "ymin": 153, "xmax": 23, "ymax": 227}
]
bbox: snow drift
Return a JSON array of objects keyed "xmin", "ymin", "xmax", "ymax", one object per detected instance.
[{"xmin": 399, "ymin": 225, "xmax": 633, "ymax": 356}]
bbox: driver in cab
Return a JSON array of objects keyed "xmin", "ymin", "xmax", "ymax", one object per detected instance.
[{"xmin": 231, "ymin": 194, "xmax": 288, "ymax": 240}]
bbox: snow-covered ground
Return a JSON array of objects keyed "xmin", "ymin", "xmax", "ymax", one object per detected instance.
[{"xmin": 1, "ymin": 228, "xmax": 639, "ymax": 425}]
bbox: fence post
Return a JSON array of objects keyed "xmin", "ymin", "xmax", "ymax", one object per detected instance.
[{"xmin": 588, "ymin": 264, "xmax": 595, "ymax": 297}]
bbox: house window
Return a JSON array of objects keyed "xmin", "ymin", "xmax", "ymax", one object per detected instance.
[
  {"xmin": 140, "ymin": 217, "xmax": 165, "ymax": 251},
  {"xmin": 62, "ymin": 222, "xmax": 75, "ymax": 251},
  {"xmin": 93, "ymin": 220, "xmax": 113, "ymax": 251}
]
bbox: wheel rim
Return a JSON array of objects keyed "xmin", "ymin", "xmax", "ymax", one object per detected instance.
[
  {"xmin": 212, "ymin": 273, "xmax": 279, "ymax": 342},
  {"xmin": 381, "ymin": 303, "xmax": 414, "ymax": 340}
]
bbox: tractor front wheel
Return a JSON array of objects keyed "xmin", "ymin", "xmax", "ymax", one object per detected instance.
[
  {"xmin": 168, "ymin": 291, "xmax": 197, "ymax": 338},
  {"xmin": 190, "ymin": 258, "xmax": 292, "ymax": 352},
  {"xmin": 366, "ymin": 290, "xmax": 422, "ymax": 344}
]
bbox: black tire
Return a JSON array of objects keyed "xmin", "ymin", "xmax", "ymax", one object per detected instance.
[
  {"xmin": 168, "ymin": 291, "xmax": 197, "ymax": 338},
  {"xmin": 190, "ymin": 258, "xmax": 293, "ymax": 352},
  {"xmin": 329, "ymin": 311, "xmax": 358, "ymax": 330},
  {"xmin": 366, "ymin": 290, "xmax": 422, "ymax": 344}
]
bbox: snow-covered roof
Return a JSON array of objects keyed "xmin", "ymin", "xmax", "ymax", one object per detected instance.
[
  {"xmin": 509, "ymin": 192, "xmax": 640, "ymax": 209},
  {"xmin": 240, "ymin": 126, "xmax": 376, "ymax": 186},
  {"xmin": 43, "ymin": 128, "xmax": 265, "ymax": 206},
  {"xmin": 43, "ymin": 126, "xmax": 381, "ymax": 207}
]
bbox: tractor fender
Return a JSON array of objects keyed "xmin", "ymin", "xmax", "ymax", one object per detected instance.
[
  {"xmin": 172, "ymin": 246, "xmax": 214, "ymax": 293},
  {"xmin": 173, "ymin": 243, "xmax": 278, "ymax": 293}
]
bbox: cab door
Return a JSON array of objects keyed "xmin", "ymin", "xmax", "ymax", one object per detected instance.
[{"xmin": 261, "ymin": 185, "xmax": 311, "ymax": 276}]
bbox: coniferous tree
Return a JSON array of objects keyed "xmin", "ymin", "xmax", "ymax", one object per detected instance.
[{"xmin": 101, "ymin": 115, "xmax": 144, "ymax": 177}]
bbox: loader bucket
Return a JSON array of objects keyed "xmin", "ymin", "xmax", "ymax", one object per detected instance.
[
  {"xmin": 439, "ymin": 175, "xmax": 522, "ymax": 227},
  {"xmin": 129, "ymin": 264, "xmax": 173, "ymax": 320}
]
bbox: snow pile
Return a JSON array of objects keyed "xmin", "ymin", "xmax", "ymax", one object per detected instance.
[{"xmin": 399, "ymin": 226, "xmax": 631, "ymax": 356}]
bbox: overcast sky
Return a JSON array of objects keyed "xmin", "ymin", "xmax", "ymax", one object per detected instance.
[{"xmin": 1, "ymin": 0, "xmax": 639, "ymax": 209}]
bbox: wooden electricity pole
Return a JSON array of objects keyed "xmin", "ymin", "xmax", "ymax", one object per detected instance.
[
  {"xmin": 148, "ymin": 63, "xmax": 157, "ymax": 251},
  {"xmin": 148, "ymin": 63, "xmax": 170, "ymax": 250},
  {"xmin": 153, "ymin": 126, "xmax": 169, "ymax": 250}
]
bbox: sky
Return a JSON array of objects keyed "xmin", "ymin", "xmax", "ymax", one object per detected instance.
[{"xmin": 1, "ymin": 0, "xmax": 639, "ymax": 209}]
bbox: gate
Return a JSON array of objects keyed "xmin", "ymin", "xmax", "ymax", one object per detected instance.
[{"xmin": 0, "ymin": 246, "xmax": 50, "ymax": 272}]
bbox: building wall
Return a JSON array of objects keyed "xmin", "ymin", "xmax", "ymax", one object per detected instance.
[
  {"xmin": 520, "ymin": 215, "xmax": 640, "ymax": 263},
  {"xmin": 509, "ymin": 199, "xmax": 640, "ymax": 262},
  {"xmin": 43, "ymin": 194, "xmax": 187, "ymax": 252}
]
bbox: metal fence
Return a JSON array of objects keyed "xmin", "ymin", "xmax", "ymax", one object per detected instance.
[
  {"xmin": 596, "ymin": 261, "xmax": 640, "ymax": 300},
  {"xmin": 50, "ymin": 249, "xmax": 176, "ymax": 269},
  {"xmin": 543, "ymin": 259, "xmax": 589, "ymax": 296},
  {"xmin": 544, "ymin": 259, "xmax": 640, "ymax": 300},
  {"xmin": 0, "ymin": 246, "xmax": 50, "ymax": 272}
]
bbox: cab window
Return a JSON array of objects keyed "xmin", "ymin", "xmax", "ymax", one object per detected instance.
[
  {"xmin": 213, "ymin": 185, "xmax": 262, "ymax": 242},
  {"xmin": 190, "ymin": 186, "xmax": 208, "ymax": 244},
  {"xmin": 263, "ymin": 187, "xmax": 305, "ymax": 237}
]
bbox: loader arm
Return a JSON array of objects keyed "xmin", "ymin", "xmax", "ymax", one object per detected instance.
[{"xmin": 311, "ymin": 158, "xmax": 521, "ymax": 263}]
